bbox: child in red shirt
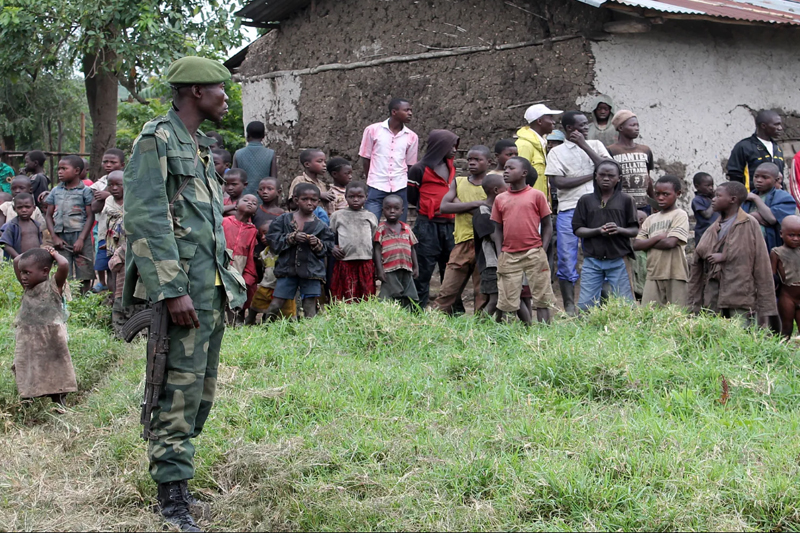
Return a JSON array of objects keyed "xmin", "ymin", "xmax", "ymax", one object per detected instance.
[
  {"xmin": 222, "ymin": 194, "xmax": 259, "ymax": 320},
  {"xmin": 491, "ymin": 157, "xmax": 556, "ymax": 325}
]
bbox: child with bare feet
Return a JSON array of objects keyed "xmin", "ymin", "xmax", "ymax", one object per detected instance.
[
  {"xmin": 12, "ymin": 247, "xmax": 77, "ymax": 409},
  {"xmin": 329, "ymin": 181, "xmax": 378, "ymax": 302},
  {"xmin": 492, "ymin": 157, "xmax": 556, "ymax": 325},
  {"xmin": 472, "ymin": 174, "xmax": 508, "ymax": 318},
  {"xmin": 771, "ymin": 215, "xmax": 800, "ymax": 338},
  {"xmin": 689, "ymin": 182, "xmax": 778, "ymax": 327},
  {"xmin": 374, "ymin": 194, "xmax": 419, "ymax": 307}
]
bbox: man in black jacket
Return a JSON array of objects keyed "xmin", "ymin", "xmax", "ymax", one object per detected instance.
[{"xmin": 727, "ymin": 110, "xmax": 784, "ymax": 191}]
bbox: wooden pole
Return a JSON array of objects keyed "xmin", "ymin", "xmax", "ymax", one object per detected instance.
[
  {"xmin": 48, "ymin": 119, "xmax": 54, "ymax": 180},
  {"xmin": 80, "ymin": 112, "xmax": 86, "ymax": 154},
  {"xmin": 57, "ymin": 120, "xmax": 63, "ymax": 162},
  {"xmin": 237, "ymin": 34, "xmax": 581, "ymax": 83}
]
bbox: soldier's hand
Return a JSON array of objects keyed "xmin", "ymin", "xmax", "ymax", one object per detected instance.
[{"xmin": 166, "ymin": 295, "xmax": 200, "ymax": 328}]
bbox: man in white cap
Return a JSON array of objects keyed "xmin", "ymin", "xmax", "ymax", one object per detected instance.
[{"xmin": 516, "ymin": 103, "xmax": 563, "ymax": 204}]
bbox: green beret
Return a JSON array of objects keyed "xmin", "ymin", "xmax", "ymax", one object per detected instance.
[{"xmin": 166, "ymin": 56, "xmax": 231, "ymax": 86}]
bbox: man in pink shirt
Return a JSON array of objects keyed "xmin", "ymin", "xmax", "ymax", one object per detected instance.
[{"xmin": 359, "ymin": 98, "xmax": 419, "ymax": 222}]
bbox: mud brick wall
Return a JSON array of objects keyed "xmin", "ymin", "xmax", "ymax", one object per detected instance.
[{"xmin": 238, "ymin": 0, "xmax": 607, "ymax": 189}]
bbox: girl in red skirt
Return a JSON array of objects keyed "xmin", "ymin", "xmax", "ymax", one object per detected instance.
[{"xmin": 329, "ymin": 181, "xmax": 379, "ymax": 302}]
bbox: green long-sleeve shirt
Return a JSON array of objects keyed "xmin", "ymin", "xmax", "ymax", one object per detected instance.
[{"xmin": 123, "ymin": 109, "xmax": 246, "ymax": 310}]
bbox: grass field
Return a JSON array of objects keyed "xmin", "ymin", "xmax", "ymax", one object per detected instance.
[{"xmin": 1, "ymin": 262, "xmax": 799, "ymax": 531}]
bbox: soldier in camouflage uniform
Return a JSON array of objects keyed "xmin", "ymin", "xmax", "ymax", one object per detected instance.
[{"xmin": 123, "ymin": 56, "xmax": 246, "ymax": 532}]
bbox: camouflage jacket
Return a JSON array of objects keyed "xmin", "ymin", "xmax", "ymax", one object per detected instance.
[{"xmin": 123, "ymin": 108, "xmax": 246, "ymax": 310}]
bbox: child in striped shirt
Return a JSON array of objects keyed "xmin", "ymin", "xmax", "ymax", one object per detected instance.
[{"xmin": 373, "ymin": 194, "xmax": 419, "ymax": 308}]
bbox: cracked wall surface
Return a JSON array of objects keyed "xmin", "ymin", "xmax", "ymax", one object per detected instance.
[
  {"xmin": 588, "ymin": 20, "xmax": 800, "ymax": 200},
  {"xmin": 239, "ymin": 0, "xmax": 605, "ymax": 188}
]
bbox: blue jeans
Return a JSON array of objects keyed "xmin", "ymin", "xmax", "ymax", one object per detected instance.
[
  {"xmin": 366, "ymin": 187, "xmax": 408, "ymax": 223},
  {"xmin": 556, "ymin": 209, "xmax": 579, "ymax": 283},
  {"xmin": 274, "ymin": 277, "xmax": 322, "ymax": 300},
  {"xmin": 578, "ymin": 257, "xmax": 634, "ymax": 311}
]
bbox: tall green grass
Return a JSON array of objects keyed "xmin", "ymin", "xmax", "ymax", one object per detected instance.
[{"xmin": 0, "ymin": 261, "xmax": 798, "ymax": 531}]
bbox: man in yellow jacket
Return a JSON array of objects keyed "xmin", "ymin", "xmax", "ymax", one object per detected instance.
[{"xmin": 515, "ymin": 104, "xmax": 563, "ymax": 205}]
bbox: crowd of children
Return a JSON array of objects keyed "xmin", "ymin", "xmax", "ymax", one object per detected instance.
[{"xmin": 5, "ymin": 105, "xmax": 800, "ymax": 408}]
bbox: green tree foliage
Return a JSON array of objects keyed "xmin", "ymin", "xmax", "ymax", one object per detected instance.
[
  {"xmin": 0, "ymin": 0, "xmax": 245, "ymax": 178},
  {"xmin": 0, "ymin": 73, "xmax": 88, "ymax": 153},
  {"xmin": 116, "ymin": 79, "xmax": 245, "ymax": 155}
]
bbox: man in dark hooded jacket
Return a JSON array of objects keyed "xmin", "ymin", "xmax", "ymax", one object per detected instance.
[{"xmin": 407, "ymin": 129, "xmax": 460, "ymax": 307}]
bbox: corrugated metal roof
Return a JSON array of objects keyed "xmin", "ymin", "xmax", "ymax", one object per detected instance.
[
  {"xmin": 234, "ymin": 0, "xmax": 311, "ymax": 26},
  {"xmin": 582, "ymin": 0, "xmax": 800, "ymax": 25},
  {"xmin": 236, "ymin": 0, "xmax": 800, "ymax": 27}
]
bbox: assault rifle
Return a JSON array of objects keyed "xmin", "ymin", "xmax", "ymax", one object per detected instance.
[
  {"xmin": 141, "ymin": 302, "xmax": 169, "ymax": 441},
  {"xmin": 121, "ymin": 303, "xmax": 170, "ymax": 441}
]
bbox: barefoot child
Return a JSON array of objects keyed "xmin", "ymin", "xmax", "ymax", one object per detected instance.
[
  {"xmin": 45, "ymin": 155, "xmax": 95, "ymax": 295},
  {"xmin": 771, "ymin": 215, "xmax": 800, "ymax": 338},
  {"xmin": 266, "ymin": 183, "xmax": 334, "ymax": 319},
  {"xmin": 491, "ymin": 157, "xmax": 556, "ymax": 325},
  {"xmin": 0, "ymin": 193, "xmax": 42, "ymax": 259},
  {"xmin": 327, "ymin": 157, "xmax": 353, "ymax": 212},
  {"xmin": 222, "ymin": 194, "xmax": 260, "ymax": 317},
  {"xmin": 633, "ymin": 175, "xmax": 690, "ymax": 306},
  {"xmin": 436, "ymin": 145, "xmax": 491, "ymax": 314},
  {"xmin": 329, "ymin": 181, "xmax": 378, "ymax": 302},
  {"xmin": 102, "ymin": 173, "xmax": 145, "ymax": 337},
  {"xmin": 223, "ymin": 168, "xmax": 248, "ymax": 216},
  {"xmin": 12, "ymin": 247, "xmax": 77, "ymax": 406},
  {"xmin": 374, "ymin": 194, "xmax": 419, "ymax": 308},
  {"xmin": 472, "ymin": 174, "xmax": 508, "ymax": 317},
  {"xmin": 689, "ymin": 181, "xmax": 778, "ymax": 327}
]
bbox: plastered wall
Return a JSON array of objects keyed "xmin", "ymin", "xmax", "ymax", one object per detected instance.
[
  {"xmin": 585, "ymin": 20, "xmax": 800, "ymax": 199},
  {"xmin": 239, "ymin": 0, "xmax": 605, "ymax": 188}
]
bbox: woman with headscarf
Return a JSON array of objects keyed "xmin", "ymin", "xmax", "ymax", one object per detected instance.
[{"xmin": 407, "ymin": 129, "xmax": 459, "ymax": 308}]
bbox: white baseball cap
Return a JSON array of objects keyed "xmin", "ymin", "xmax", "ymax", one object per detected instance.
[{"xmin": 524, "ymin": 103, "xmax": 563, "ymax": 123}]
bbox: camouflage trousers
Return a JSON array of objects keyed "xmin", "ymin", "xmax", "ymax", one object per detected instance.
[{"xmin": 149, "ymin": 287, "xmax": 226, "ymax": 484}]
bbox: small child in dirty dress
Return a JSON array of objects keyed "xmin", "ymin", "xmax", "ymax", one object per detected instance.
[{"xmin": 12, "ymin": 246, "xmax": 76, "ymax": 407}]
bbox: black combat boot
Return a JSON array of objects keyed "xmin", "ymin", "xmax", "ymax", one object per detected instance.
[{"xmin": 157, "ymin": 481, "xmax": 202, "ymax": 532}]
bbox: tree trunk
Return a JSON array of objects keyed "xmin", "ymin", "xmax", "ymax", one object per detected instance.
[
  {"xmin": 2, "ymin": 135, "xmax": 15, "ymax": 151},
  {"xmin": 83, "ymin": 47, "xmax": 118, "ymax": 181}
]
